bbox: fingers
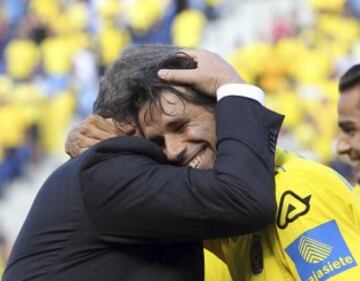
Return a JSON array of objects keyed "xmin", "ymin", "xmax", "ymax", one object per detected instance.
[
  {"xmin": 157, "ymin": 49, "xmax": 206, "ymax": 84},
  {"xmin": 157, "ymin": 49, "xmax": 217, "ymax": 85},
  {"xmin": 88, "ymin": 114, "xmax": 118, "ymax": 134},
  {"xmin": 159, "ymin": 48, "xmax": 243, "ymax": 95},
  {"xmin": 158, "ymin": 69, "xmax": 197, "ymax": 85},
  {"xmin": 65, "ymin": 115, "xmax": 116, "ymax": 158},
  {"xmin": 79, "ymin": 124, "xmax": 116, "ymax": 141},
  {"xmin": 65, "ymin": 134, "xmax": 100, "ymax": 158},
  {"xmin": 81, "ymin": 115, "xmax": 119, "ymax": 138},
  {"xmin": 73, "ymin": 137, "xmax": 99, "ymax": 157},
  {"xmin": 178, "ymin": 48, "xmax": 208, "ymax": 59},
  {"xmin": 65, "ymin": 113, "xmax": 143, "ymax": 158}
]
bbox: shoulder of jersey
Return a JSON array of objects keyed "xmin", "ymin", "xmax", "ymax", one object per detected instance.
[{"xmin": 275, "ymin": 149, "xmax": 352, "ymax": 191}]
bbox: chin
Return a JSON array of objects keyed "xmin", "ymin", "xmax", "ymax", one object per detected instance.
[{"xmin": 203, "ymin": 159, "xmax": 215, "ymax": 170}]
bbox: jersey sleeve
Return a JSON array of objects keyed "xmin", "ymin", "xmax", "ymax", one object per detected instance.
[{"xmin": 274, "ymin": 157, "xmax": 360, "ymax": 281}]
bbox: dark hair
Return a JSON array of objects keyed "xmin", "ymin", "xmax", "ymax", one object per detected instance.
[
  {"xmin": 339, "ymin": 64, "xmax": 360, "ymax": 93},
  {"xmin": 93, "ymin": 44, "xmax": 216, "ymax": 124}
]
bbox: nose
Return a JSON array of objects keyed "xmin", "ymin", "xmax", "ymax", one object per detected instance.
[
  {"xmin": 163, "ymin": 134, "xmax": 186, "ymax": 163},
  {"xmin": 336, "ymin": 134, "xmax": 351, "ymax": 156}
]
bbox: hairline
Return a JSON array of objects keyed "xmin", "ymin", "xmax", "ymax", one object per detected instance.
[{"xmin": 140, "ymin": 86, "xmax": 215, "ymax": 126}]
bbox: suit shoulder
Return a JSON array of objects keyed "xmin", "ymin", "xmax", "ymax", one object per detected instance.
[{"xmin": 79, "ymin": 136, "xmax": 167, "ymax": 167}]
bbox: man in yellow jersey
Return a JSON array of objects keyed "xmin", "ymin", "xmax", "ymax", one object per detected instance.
[
  {"xmin": 337, "ymin": 64, "xmax": 360, "ymax": 196},
  {"xmin": 135, "ymin": 60, "xmax": 360, "ymax": 281},
  {"xmin": 67, "ymin": 48, "xmax": 360, "ymax": 281},
  {"xmin": 155, "ymin": 59, "xmax": 360, "ymax": 281},
  {"xmin": 206, "ymin": 147, "xmax": 360, "ymax": 280}
]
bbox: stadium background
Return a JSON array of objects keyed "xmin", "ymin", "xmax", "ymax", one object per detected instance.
[{"xmin": 0, "ymin": 0, "xmax": 359, "ymax": 276}]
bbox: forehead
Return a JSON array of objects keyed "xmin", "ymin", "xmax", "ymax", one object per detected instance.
[
  {"xmin": 138, "ymin": 89, "xmax": 211, "ymax": 137},
  {"xmin": 139, "ymin": 90, "xmax": 192, "ymax": 125},
  {"xmin": 338, "ymin": 85, "xmax": 360, "ymax": 118}
]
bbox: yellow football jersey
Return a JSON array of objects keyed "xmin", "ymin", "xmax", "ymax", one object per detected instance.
[
  {"xmin": 353, "ymin": 184, "xmax": 360, "ymax": 198},
  {"xmin": 208, "ymin": 148, "xmax": 360, "ymax": 281},
  {"xmin": 204, "ymin": 249, "xmax": 232, "ymax": 281}
]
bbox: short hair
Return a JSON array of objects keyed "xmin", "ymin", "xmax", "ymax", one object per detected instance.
[
  {"xmin": 93, "ymin": 44, "xmax": 216, "ymax": 124},
  {"xmin": 339, "ymin": 64, "xmax": 360, "ymax": 93}
]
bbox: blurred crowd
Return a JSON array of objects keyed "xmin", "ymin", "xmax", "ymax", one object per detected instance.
[
  {"xmin": 0, "ymin": 0, "xmax": 360, "ymax": 275},
  {"xmin": 228, "ymin": 0, "xmax": 360, "ymax": 180},
  {"xmin": 0, "ymin": 0, "xmax": 224, "ymax": 273},
  {"xmin": 0, "ymin": 0, "xmax": 225, "ymax": 200}
]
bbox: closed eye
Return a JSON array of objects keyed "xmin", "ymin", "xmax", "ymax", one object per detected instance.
[
  {"xmin": 168, "ymin": 119, "xmax": 189, "ymax": 133},
  {"xmin": 339, "ymin": 123, "xmax": 357, "ymax": 137}
]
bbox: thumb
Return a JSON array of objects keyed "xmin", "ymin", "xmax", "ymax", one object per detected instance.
[{"xmin": 158, "ymin": 69, "xmax": 196, "ymax": 85}]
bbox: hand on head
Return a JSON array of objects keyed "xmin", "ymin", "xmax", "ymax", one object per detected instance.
[
  {"xmin": 158, "ymin": 49, "xmax": 244, "ymax": 97},
  {"xmin": 66, "ymin": 47, "xmax": 244, "ymax": 159}
]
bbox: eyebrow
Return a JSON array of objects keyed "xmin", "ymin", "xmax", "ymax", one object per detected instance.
[
  {"xmin": 165, "ymin": 117, "xmax": 189, "ymax": 132},
  {"xmin": 338, "ymin": 120, "xmax": 356, "ymax": 129}
]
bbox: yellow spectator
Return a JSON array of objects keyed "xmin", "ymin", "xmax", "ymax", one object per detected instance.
[
  {"xmin": 312, "ymin": 99, "xmax": 338, "ymax": 162},
  {"xmin": 126, "ymin": 0, "xmax": 165, "ymax": 34},
  {"xmin": 66, "ymin": 1, "xmax": 89, "ymax": 32},
  {"xmin": 98, "ymin": 0, "xmax": 122, "ymax": 19},
  {"xmin": 228, "ymin": 42, "xmax": 271, "ymax": 83},
  {"xmin": 13, "ymin": 83, "xmax": 44, "ymax": 124},
  {"xmin": 274, "ymin": 38, "xmax": 307, "ymax": 76},
  {"xmin": 0, "ymin": 75, "xmax": 13, "ymax": 98},
  {"xmin": 29, "ymin": 0, "xmax": 60, "ymax": 23},
  {"xmin": 293, "ymin": 47, "xmax": 331, "ymax": 84},
  {"xmin": 310, "ymin": 0, "xmax": 345, "ymax": 11},
  {"xmin": 172, "ymin": 9, "xmax": 207, "ymax": 48},
  {"xmin": 98, "ymin": 24, "xmax": 131, "ymax": 66},
  {"xmin": 292, "ymin": 122, "xmax": 316, "ymax": 151},
  {"xmin": 266, "ymin": 91, "xmax": 303, "ymax": 129},
  {"xmin": 5, "ymin": 39, "xmax": 39, "ymax": 79},
  {"xmin": 41, "ymin": 36, "xmax": 72, "ymax": 76},
  {"xmin": 317, "ymin": 14, "xmax": 360, "ymax": 58},
  {"xmin": 39, "ymin": 91, "xmax": 75, "ymax": 153},
  {"xmin": 0, "ymin": 101, "xmax": 29, "ymax": 149},
  {"xmin": 66, "ymin": 32, "xmax": 92, "ymax": 55}
]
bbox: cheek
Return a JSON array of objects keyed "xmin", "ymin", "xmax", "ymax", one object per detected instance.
[
  {"xmin": 187, "ymin": 126, "xmax": 212, "ymax": 142},
  {"xmin": 202, "ymin": 118, "xmax": 216, "ymax": 147},
  {"xmin": 196, "ymin": 126, "xmax": 216, "ymax": 148},
  {"xmin": 352, "ymin": 134, "xmax": 360, "ymax": 149}
]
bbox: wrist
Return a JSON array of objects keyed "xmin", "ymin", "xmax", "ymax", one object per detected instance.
[
  {"xmin": 216, "ymin": 84, "xmax": 265, "ymax": 105},
  {"xmin": 219, "ymin": 77, "xmax": 244, "ymax": 89}
]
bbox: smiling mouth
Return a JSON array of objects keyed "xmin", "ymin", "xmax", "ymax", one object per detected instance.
[{"xmin": 187, "ymin": 147, "xmax": 207, "ymax": 168}]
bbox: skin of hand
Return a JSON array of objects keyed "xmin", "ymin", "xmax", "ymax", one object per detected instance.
[
  {"xmin": 157, "ymin": 49, "xmax": 244, "ymax": 97},
  {"xmin": 65, "ymin": 114, "xmax": 137, "ymax": 158}
]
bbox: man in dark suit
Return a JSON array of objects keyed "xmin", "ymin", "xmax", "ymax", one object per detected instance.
[{"xmin": 3, "ymin": 45, "xmax": 283, "ymax": 281}]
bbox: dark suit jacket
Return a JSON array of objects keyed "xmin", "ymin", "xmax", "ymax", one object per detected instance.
[{"xmin": 3, "ymin": 97, "xmax": 283, "ymax": 281}]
